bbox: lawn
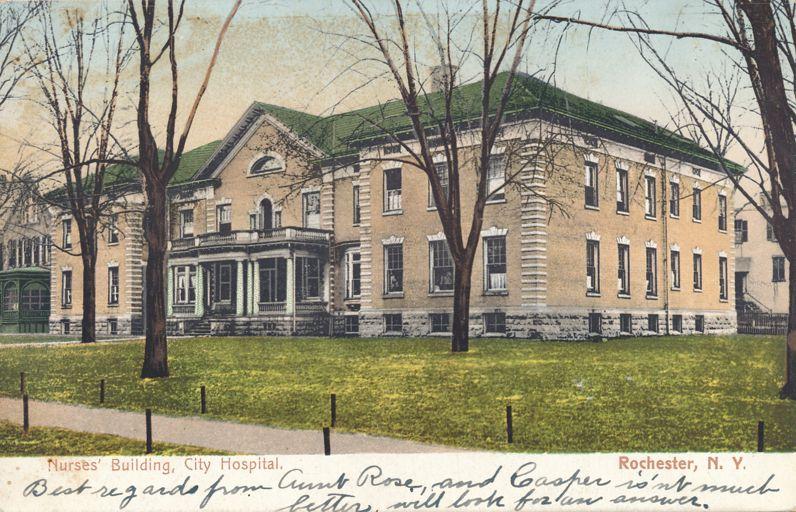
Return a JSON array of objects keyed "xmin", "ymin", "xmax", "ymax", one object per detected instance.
[
  {"xmin": 0, "ymin": 334, "xmax": 137, "ymax": 345},
  {"xmin": 0, "ymin": 420, "xmax": 225, "ymax": 456},
  {"xmin": 0, "ymin": 335, "xmax": 793, "ymax": 452}
]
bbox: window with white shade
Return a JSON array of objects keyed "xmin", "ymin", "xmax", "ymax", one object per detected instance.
[
  {"xmin": 384, "ymin": 244, "xmax": 403, "ymax": 294},
  {"xmin": 216, "ymin": 205, "xmax": 231, "ymax": 234},
  {"xmin": 429, "ymin": 162, "xmax": 450, "ymax": 208},
  {"xmin": 62, "ymin": 270, "xmax": 72, "ymax": 307},
  {"xmin": 174, "ymin": 265, "xmax": 196, "ymax": 304},
  {"xmin": 180, "ymin": 210, "xmax": 194, "ymax": 238},
  {"xmin": 429, "ymin": 240, "xmax": 454, "ymax": 293},
  {"xmin": 302, "ymin": 191, "xmax": 321, "ymax": 229},
  {"xmin": 719, "ymin": 256, "xmax": 728, "ymax": 300},
  {"xmin": 618, "ymin": 243, "xmax": 630, "ymax": 295},
  {"xmin": 484, "ymin": 236, "xmax": 507, "ymax": 292},
  {"xmin": 487, "ymin": 154, "xmax": 507, "ymax": 201},
  {"xmin": 384, "ymin": 168, "xmax": 402, "ymax": 212},
  {"xmin": 345, "ymin": 250, "xmax": 361, "ymax": 299},
  {"xmin": 585, "ymin": 161, "xmax": 599, "ymax": 208},
  {"xmin": 644, "ymin": 176, "xmax": 656, "ymax": 218},
  {"xmin": 586, "ymin": 240, "xmax": 600, "ymax": 294},
  {"xmin": 296, "ymin": 256, "xmax": 321, "ymax": 301},
  {"xmin": 108, "ymin": 214, "xmax": 119, "ymax": 244},
  {"xmin": 108, "ymin": 266, "xmax": 119, "ymax": 305},
  {"xmin": 62, "ymin": 219, "xmax": 72, "ymax": 249}
]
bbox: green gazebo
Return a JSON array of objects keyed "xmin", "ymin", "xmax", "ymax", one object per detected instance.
[{"xmin": 0, "ymin": 267, "xmax": 50, "ymax": 333}]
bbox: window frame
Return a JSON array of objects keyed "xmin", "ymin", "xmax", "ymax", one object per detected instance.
[
  {"xmin": 669, "ymin": 181, "xmax": 680, "ymax": 218},
  {"xmin": 670, "ymin": 249, "xmax": 681, "ymax": 290},
  {"xmin": 644, "ymin": 176, "xmax": 657, "ymax": 219},
  {"xmin": 484, "ymin": 236, "xmax": 507, "ymax": 293},
  {"xmin": 483, "ymin": 312, "xmax": 507, "ymax": 334},
  {"xmin": 62, "ymin": 219, "xmax": 72, "ymax": 249},
  {"xmin": 617, "ymin": 243, "xmax": 630, "ymax": 296},
  {"xmin": 693, "ymin": 253, "xmax": 703, "ymax": 291},
  {"xmin": 487, "ymin": 154, "xmax": 507, "ymax": 203},
  {"xmin": 344, "ymin": 250, "xmax": 361, "ymax": 300},
  {"xmin": 352, "ymin": 185, "xmax": 361, "ymax": 226},
  {"xmin": 108, "ymin": 266, "xmax": 120, "ymax": 305},
  {"xmin": 773, "ymin": 256, "xmax": 787, "ymax": 283},
  {"xmin": 645, "ymin": 247, "xmax": 658, "ymax": 298},
  {"xmin": 430, "ymin": 313, "xmax": 450, "ymax": 333},
  {"xmin": 616, "ymin": 167, "xmax": 629, "ymax": 213},
  {"xmin": 586, "ymin": 240, "xmax": 600, "ymax": 295},
  {"xmin": 180, "ymin": 209, "xmax": 194, "ymax": 239},
  {"xmin": 584, "ymin": 161, "xmax": 599, "ymax": 208},
  {"xmin": 718, "ymin": 195, "xmax": 727, "ymax": 232},
  {"xmin": 428, "ymin": 162, "xmax": 450, "ymax": 209},
  {"xmin": 384, "ymin": 313, "xmax": 402, "ymax": 334},
  {"xmin": 383, "ymin": 243, "xmax": 404, "ymax": 295},
  {"xmin": 692, "ymin": 187, "xmax": 702, "ymax": 222},
  {"xmin": 302, "ymin": 191, "xmax": 321, "ymax": 229},
  {"xmin": 216, "ymin": 204, "xmax": 232, "ymax": 234},
  {"xmin": 429, "ymin": 239, "xmax": 454, "ymax": 294},
  {"xmin": 108, "ymin": 214, "xmax": 120, "ymax": 245},
  {"xmin": 61, "ymin": 270, "xmax": 72, "ymax": 307},
  {"xmin": 719, "ymin": 256, "xmax": 728, "ymax": 300},
  {"xmin": 383, "ymin": 167, "xmax": 402, "ymax": 214}
]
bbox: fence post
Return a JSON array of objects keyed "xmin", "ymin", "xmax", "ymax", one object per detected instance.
[
  {"xmin": 22, "ymin": 394, "xmax": 29, "ymax": 434},
  {"xmin": 145, "ymin": 409, "xmax": 153, "ymax": 454},
  {"xmin": 100, "ymin": 379, "xmax": 105, "ymax": 404},
  {"xmin": 506, "ymin": 404, "xmax": 513, "ymax": 444},
  {"xmin": 323, "ymin": 427, "xmax": 331, "ymax": 456},
  {"xmin": 757, "ymin": 421, "xmax": 765, "ymax": 453},
  {"xmin": 200, "ymin": 386, "xmax": 207, "ymax": 414},
  {"xmin": 330, "ymin": 393, "xmax": 337, "ymax": 428},
  {"xmin": 19, "ymin": 372, "xmax": 25, "ymax": 395}
]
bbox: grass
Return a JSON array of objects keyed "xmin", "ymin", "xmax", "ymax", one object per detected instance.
[
  {"xmin": 0, "ymin": 334, "xmax": 136, "ymax": 345},
  {"xmin": 0, "ymin": 420, "xmax": 225, "ymax": 456},
  {"xmin": 0, "ymin": 335, "xmax": 793, "ymax": 453}
]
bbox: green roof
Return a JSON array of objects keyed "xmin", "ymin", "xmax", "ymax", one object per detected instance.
[{"xmin": 256, "ymin": 72, "xmax": 743, "ymax": 173}]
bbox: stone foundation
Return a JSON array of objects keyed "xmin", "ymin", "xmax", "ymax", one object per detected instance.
[
  {"xmin": 168, "ymin": 314, "xmax": 330, "ymax": 337},
  {"xmin": 48, "ymin": 314, "xmax": 142, "ymax": 336}
]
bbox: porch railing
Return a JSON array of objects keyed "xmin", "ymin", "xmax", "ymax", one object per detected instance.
[
  {"xmin": 172, "ymin": 303, "xmax": 196, "ymax": 315},
  {"xmin": 259, "ymin": 302, "xmax": 286, "ymax": 314},
  {"xmin": 170, "ymin": 227, "xmax": 331, "ymax": 251},
  {"xmin": 296, "ymin": 301, "xmax": 327, "ymax": 314}
]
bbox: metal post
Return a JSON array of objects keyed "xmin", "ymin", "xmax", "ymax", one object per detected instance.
[
  {"xmin": 22, "ymin": 394, "xmax": 29, "ymax": 434},
  {"xmin": 323, "ymin": 427, "xmax": 331, "ymax": 456},
  {"xmin": 20, "ymin": 372, "xmax": 25, "ymax": 395},
  {"xmin": 330, "ymin": 393, "xmax": 337, "ymax": 428},
  {"xmin": 506, "ymin": 405, "xmax": 513, "ymax": 444},
  {"xmin": 757, "ymin": 421, "xmax": 765, "ymax": 452},
  {"xmin": 201, "ymin": 386, "xmax": 207, "ymax": 414},
  {"xmin": 145, "ymin": 409, "xmax": 153, "ymax": 454}
]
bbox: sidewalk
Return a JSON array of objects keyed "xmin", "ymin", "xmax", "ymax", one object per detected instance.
[{"xmin": 0, "ymin": 396, "xmax": 458, "ymax": 455}]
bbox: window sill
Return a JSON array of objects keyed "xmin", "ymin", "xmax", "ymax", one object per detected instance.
[
  {"xmin": 429, "ymin": 332, "xmax": 451, "ymax": 337},
  {"xmin": 486, "ymin": 197, "xmax": 507, "ymax": 205},
  {"xmin": 429, "ymin": 291, "xmax": 454, "ymax": 297},
  {"xmin": 692, "ymin": 218, "xmax": 702, "ymax": 224},
  {"xmin": 616, "ymin": 210, "xmax": 629, "ymax": 216},
  {"xmin": 670, "ymin": 214, "xmax": 679, "ymax": 220},
  {"xmin": 693, "ymin": 289, "xmax": 703, "ymax": 293},
  {"xmin": 352, "ymin": 224, "xmax": 360, "ymax": 228},
  {"xmin": 482, "ymin": 332, "xmax": 507, "ymax": 337},
  {"xmin": 644, "ymin": 215, "xmax": 657, "ymax": 221},
  {"xmin": 645, "ymin": 294, "xmax": 659, "ymax": 300},
  {"xmin": 617, "ymin": 293, "xmax": 631, "ymax": 299},
  {"xmin": 671, "ymin": 286, "xmax": 681, "ymax": 292},
  {"xmin": 344, "ymin": 296, "xmax": 361, "ymax": 302},
  {"xmin": 61, "ymin": 305, "xmax": 72, "ymax": 310},
  {"xmin": 108, "ymin": 304, "xmax": 119, "ymax": 308},
  {"xmin": 384, "ymin": 330, "xmax": 403, "ymax": 336},
  {"xmin": 720, "ymin": 298, "xmax": 729, "ymax": 303},
  {"xmin": 586, "ymin": 291, "xmax": 601, "ymax": 297},
  {"xmin": 383, "ymin": 292, "xmax": 404, "ymax": 299},
  {"xmin": 108, "ymin": 242, "xmax": 119, "ymax": 247},
  {"xmin": 426, "ymin": 206, "xmax": 438, "ymax": 212},
  {"xmin": 773, "ymin": 280, "xmax": 786, "ymax": 283},
  {"xmin": 383, "ymin": 209, "xmax": 403, "ymax": 216},
  {"xmin": 584, "ymin": 204, "xmax": 600, "ymax": 211},
  {"xmin": 483, "ymin": 290, "xmax": 508, "ymax": 296}
]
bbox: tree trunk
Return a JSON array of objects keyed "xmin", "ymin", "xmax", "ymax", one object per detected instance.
[
  {"xmin": 80, "ymin": 254, "xmax": 96, "ymax": 343},
  {"xmin": 781, "ymin": 255, "xmax": 796, "ymax": 399},
  {"xmin": 451, "ymin": 257, "xmax": 475, "ymax": 353},
  {"xmin": 140, "ymin": 180, "xmax": 169, "ymax": 379}
]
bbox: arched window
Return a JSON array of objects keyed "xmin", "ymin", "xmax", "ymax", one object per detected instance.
[
  {"xmin": 260, "ymin": 199, "xmax": 273, "ymax": 230},
  {"xmin": 3, "ymin": 283, "xmax": 18, "ymax": 312},
  {"xmin": 21, "ymin": 282, "xmax": 49, "ymax": 312},
  {"xmin": 250, "ymin": 155, "xmax": 283, "ymax": 175}
]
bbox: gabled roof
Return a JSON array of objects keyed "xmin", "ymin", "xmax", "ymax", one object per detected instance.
[{"xmin": 248, "ymin": 71, "xmax": 743, "ymax": 174}]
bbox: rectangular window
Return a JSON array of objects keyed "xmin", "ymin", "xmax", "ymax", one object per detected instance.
[
  {"xmin": 108, "ymin": 267, "xmax": 119, "ymax": 305},
  {"xmin": 695, "ymin": 315, "xmax": 705, "ymax": 333},
  {"xmin": 345, "ymin": 251, "xmax": 361, "ymax": 299},
  {"xmin": 429, "ymin": 162, "xmax": 450, "ymax": 208},
  {"xmin": 62, "ymin": 219, "xmax": 72, "ymax": 249},
  {"xmin": 61, "ymin": 319, "xmax": 71, "ymax": 335},
  {"xmin": 430, "ymin": 313, "xmax": 450, "ymax": 333},
  {"xmin": 487, "ymin": 155, "xmax": 506, "ymax": 201},
  {"xmin": 484, "ymin": 236, "xmax": 507, "ymax": 292},
  {"xmin": 773, "ymin": 256, "xmax": 786, "ymax": 283},
  {"xmin": 735, "ymin": 219, "xmax": 749, "ymax": 243},
  {"xmin": 767, "ymin": 223, "xmax": 778, "ymax": 242},
  {"xmin": 648, "ymin": 314, "xmax": 659, "ymax": 333},
  {"xmin": 62, "ymin": 270, "xmax": 72, "ymax": 307},
  {"xmin": 352, "ymin": 185, "xmax": 361, "ymax": 225},
  {"xmin": 669, "ymin": 182, "xmax": 680, "ymax": 217},
  {"xmin": 217, "ymin": 205, "xmax": 231, "ymax": 234},
  {"xmin": 108, "ymin": 318, "xmax": 118, "ymax": 335},
  {"xmin": 584, "ymin": 161, "xmax": 599, "ymax": 208},
  {"xmin": 108, "ymin": 214, "xmax": 119, "ymax": 244},
  {"xmin": 296, "ymin": 257, "xmax": 321, "ymax": 301},
  {"xmin": 671, "ymin": 249, "xmax": 681, "ymax": 290},
  {"xmin": 645, "ymin": 247, "xmax": 658, "ymax": 297},
  {"xmin": 259, "ymin": 258, "xmax": 287, "ymax": 303},
  {"xmin": 174, "ymin": 265, "xmax": 197, "ymax": 304},
  {"xmin": 484, "ymin": 312, "xmax": 507, "ymax": 334},
  {"xmin": 384, "ymin": 244, "xmax": 403, "ymax": 294},
  {"xmin": 616, "ymin": 168, "xmax": 628, "ymax": 213},
  {"xmin": 586, "ymin": 240, "xmax": 600, "ymax": 294},
  {"xmin": 644, "ymin": 176, "xmax": 656, "ymax": 218},
  {"xmin": 588, "ymin": 312, "xmax": 602, "ymax": 335},
  {"xmin": 180, "ymin": 210, "xmax": 194, "ymax": 238},
  {"xmin": 719, "ymin": 256, "xmax": 728, "ymax": 300},
  {"xmin": 217, "ymin": 263, "xmax": 232, "ymax": 302},
  {"xmin": 619, "ymin": 313, "xmax": 632, "ymax": 334},
  {"xmin": 693, "ymin": 253, "xmax": 703, "ymax": 290},
  {"xmin": 692, "ymin": 187, "xmax": 702, "ymax": 221},
  {"xmin": 384, "ymin": 313, "xmax": 402, "ymax": 333},
  {"xmin": 617, "ymin": 243, "xmax": 630, "ymax": 295},
  {"xmin": 429, "ymin": 240, "xmax": 454, "ymax": 293},
  {"xmin": 7, "ymin": 240, "xmax": 15, "ymax": 268},
  {"xmin": 384, "ymin": 168, "xmax": 402, "ymax": 212},
  {"xmin": 302, "ymin": 191, "xmax": 321, "ymax": 229},
  {"xmin": 344, "ymin": 315, "xmax": 359, "ymax": 335},
  {"xmin": 672, "ymin": 314, "xmax": 683, "ymax": 333},
  {"xmin": 718, "ymin": 195, "xmax": 727, "ymax": 231}
]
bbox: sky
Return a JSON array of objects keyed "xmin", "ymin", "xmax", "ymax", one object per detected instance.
[{"xmin": 0, "ymin": 0, "xmax": 754, "ymax": 179}]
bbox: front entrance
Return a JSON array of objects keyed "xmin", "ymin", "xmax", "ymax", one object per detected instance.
[{"xmin": 206, "ymin": 261, "xmax": 236, "ymax": 314}]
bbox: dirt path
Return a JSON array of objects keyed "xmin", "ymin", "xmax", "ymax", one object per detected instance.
[{"xmin": 0, "ymin": 396, "xmax": 459, "ymax": 455}]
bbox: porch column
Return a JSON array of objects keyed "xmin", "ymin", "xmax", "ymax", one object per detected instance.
[
  {"xmin": 247, "ymin": 260, "xmax": 255, "ymax": 315},
  {"xmin": 194, "ymin": 264, "xmax": 204, "ymax": 317},
  {"xmin": 167, "ymin": 266, "xmax": 174, "ymax": 316},
  {"xmin": 252, "ymin": 259, "xmax": 260, "ymax": 314},
  {"xmin": 236, "ymin": 260, "xmax": 245, "ymax": 316},
  {"xmin": 286, "ymin": 254, "xmax": 295, "ymax": 314}
]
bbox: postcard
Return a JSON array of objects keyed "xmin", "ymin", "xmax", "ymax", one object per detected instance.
[{"xmin": 0, "ymin": 0, "xmax": 794, "ymax": 510}]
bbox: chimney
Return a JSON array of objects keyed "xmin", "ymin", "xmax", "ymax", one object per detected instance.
[{"xmin": 430, "ymin": 65, "xmax": 458, "ymax": 93}]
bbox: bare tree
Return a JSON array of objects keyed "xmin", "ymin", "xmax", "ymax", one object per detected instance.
[
  {"xmin": 538, "ymin": 0, "xmax": 796, "ymax": 399},
  {"xmin": 342, "ymin": 0, "xmax": 542, "ymax": 352},
  {"xmin": 0, "ymin": 1, "xmax": 40, "ymax": 111},
  {"xmin": 17, "ymin": 1, "xmax": 131, "ymax": 344},
  {"xmin": 126, "ymin": 0, "xmax": 241, "ymax": 378}
]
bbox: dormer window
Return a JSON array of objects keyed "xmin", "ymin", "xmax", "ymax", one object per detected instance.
[{"xmin": 250, "ymin": 154, "xmax": 283, "ymax": 175}]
